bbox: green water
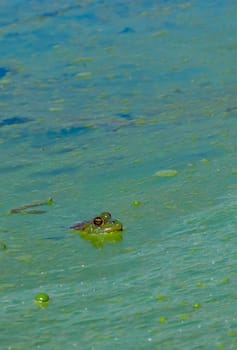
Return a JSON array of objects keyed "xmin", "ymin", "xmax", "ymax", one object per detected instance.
[{"xmin": 1, "ymin": 1, "xmax": 237, "ymax": 349}]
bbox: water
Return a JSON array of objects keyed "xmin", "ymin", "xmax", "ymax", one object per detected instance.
[{"xmin": 1, "ymin": 0, "xmax": 237, "ymax": 349}]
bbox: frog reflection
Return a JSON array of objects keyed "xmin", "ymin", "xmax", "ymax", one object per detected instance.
[{"xmin": 70, "ymin": 212, "xmax": 123, "ymax": 234}]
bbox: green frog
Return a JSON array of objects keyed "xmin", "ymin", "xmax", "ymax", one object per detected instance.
[{"xmin": 70, "ymin": 212, "xmax": 123, "ymax": 235}]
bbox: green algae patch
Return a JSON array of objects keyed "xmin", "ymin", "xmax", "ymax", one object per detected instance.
[
  {"xmin": 221, "ymin": 278, "xmax": 230, "ymax": 284},
  {"xmin": 152, "ymin": 30, "xmax": 168, "ymax": 38},
  {"xmin": 0, "ymin": 79, "xmax": 11, "ymax": 86},
  {"xmin": 76, "ymin": 72, "xmax": 92, "ymax": 79},
  {"xmin": 133, "ymin": 200, "xmax": 143, "ymax": 207},
  {"xmin": 153, "ymin": 169, "xmax": 179, "ymax": 177},
  {"xmin": 16, "ymin": 255, "xmax": 33, "ymax": 263},
  {"xmin": 159, "ymin": 317, "xmax": 168, "ymax": 323},
  {"xmin": 73, "ymin": 57, "xmax": 94, "ymax": 64},
  {"xmin": 0, "ymin": 242, "xmax": 7, "ymax": 251},
  {"xmin": 74, "ymin": 230, "xmax": 123, "ymax": 249},
  {"xmin": 0, "ymin": 283, "xmax": 16, "ymax": 291},
  {"xmin": 35, "ymin": 293, "xmax": 50, "ymax": 308},
  {"xmin": 229, "ymin": 330, "xmax": 237, "ymax": 337},
  {"xmin": 179, "ymin": 313, "xmax": 192, "ymax": 321},
  {"xmin": 193, "ymin": 303, "xmax": 201, "ymax": 309},
  {"xmin": 156, "ymin": 295, "xmax": 169, "ymax": 302}
]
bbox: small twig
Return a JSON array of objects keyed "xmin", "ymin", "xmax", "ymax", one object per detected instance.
[{"xmin": 10, "ymin": 198, "xmax": 53, "ymax": 214}]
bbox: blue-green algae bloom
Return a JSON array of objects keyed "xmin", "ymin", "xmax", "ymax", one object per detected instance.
[{"xmin": 70, "ymin": 212, "xmax": 123, "ymax": 248}]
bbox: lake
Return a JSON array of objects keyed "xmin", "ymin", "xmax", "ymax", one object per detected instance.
[{"xmin": 1, "ymin": 1, "xmax": 237, "ymax": 349}]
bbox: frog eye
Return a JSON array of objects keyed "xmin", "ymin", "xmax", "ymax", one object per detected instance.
[
  {"xmin": 93, "ymin": 216, "xmax": 104, "ymax": 226},
  {"xmin": 100, "ymin": 212, "xmax": 111, "ymax": 223}
]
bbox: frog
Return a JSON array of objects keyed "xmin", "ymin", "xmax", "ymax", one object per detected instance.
[{"xmin": 70, "ymin": 211, "xmax": 123, "ymax": 234}]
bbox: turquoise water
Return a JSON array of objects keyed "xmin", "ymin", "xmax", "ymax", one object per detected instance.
[{"xmin": 1, "ymin": 0, "xmax": 237, "ymax": 349}]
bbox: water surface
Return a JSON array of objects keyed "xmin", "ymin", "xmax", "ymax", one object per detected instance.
[{"xmin": 1, "ymin": 1, "xmax": 237, "ymax": 349}]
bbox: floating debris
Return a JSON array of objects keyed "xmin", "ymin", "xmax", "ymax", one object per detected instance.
[{"xmin": 10, "ymin": 198, "xmax": 54, "ymax": 215}]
